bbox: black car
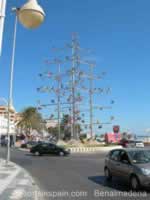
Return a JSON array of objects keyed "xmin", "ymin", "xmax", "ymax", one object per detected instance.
[{"xmin": 30, "ymin": 142, "xmax": 70, "ymax": 156}]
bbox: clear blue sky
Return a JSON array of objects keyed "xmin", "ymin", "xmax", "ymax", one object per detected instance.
[{"xmin": 0, "ymin": 0, "xmax": 150, "ymax": 135}]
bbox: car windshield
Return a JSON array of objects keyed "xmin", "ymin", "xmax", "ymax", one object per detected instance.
[{"xmin": 128, "ymin": 150, "xmax": 150, "ymax": 164}]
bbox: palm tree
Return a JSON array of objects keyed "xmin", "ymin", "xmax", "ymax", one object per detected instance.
[{"xmin": 17, "ymin": 107, "xmax": 45, "ymax": 135}]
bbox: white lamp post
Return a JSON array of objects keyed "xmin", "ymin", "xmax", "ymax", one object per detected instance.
[
  {"xmin": 6, "ymin": 0, "xmax": 45, "ymax": 164},
  {"xmin": 0, "ymin": 0, "xmax": 6, "ymax": 56}
]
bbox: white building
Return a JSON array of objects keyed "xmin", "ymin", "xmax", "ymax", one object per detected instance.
[
  {"xmin": 0, "ymin": 115, "xmax": 15, "ymax": 135},
  {"xmin": 45, "ymin": 119, "xmax": 58, "ymax": 128},
  {"xmin": 0, "ymin": 105, "xmax": 16, "ymax": 136}
]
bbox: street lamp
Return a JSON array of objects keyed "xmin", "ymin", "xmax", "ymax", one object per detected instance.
[
  {"xmin": 18, "ymin": 0, "xmax": 45, "ymax": 29},
  {"xmin": 6, "ymin": 0, "xmax": 45, "ymax": 164},
  {"xmin": 0, "ymin": 0, "xmax": 6, "ymax": 55}
]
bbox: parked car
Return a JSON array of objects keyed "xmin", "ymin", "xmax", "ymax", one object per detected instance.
[
  {"xmin": 0, "ymin": 135, "xmax": 14, "ymax": 147},
  {"xmin": 132, "ymin": 140, "xmax": 144, "ymax": 148},
  {"xmin": 104, "ymin": 148, "xmax": 150, "ymax": 190},
  {"xmin": 120, "ymin": 139, "xmax": 144, "ymax": 148},
  {"xmin": 30, "ymin": 142, "xmax": 70, "ymax": 156},
  {"xmin": 1, "ymin": 137, "xmax": 7, "ymax": 147}
]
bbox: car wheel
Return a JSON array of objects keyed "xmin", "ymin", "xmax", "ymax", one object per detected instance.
[
  {"xmin": 104, "ymin": 167, "xmax": 112, "ymax": 181},
  {"xmin": 130, "ymin": 175, "xmax": 141, "ymax": 191},
  {"xmin": 59, "ymin": 151, "xmax": 65, "ymax": 156},
  {"xmin": 35, "ymin": 151, "xmax": 41, "ymax": 156}
]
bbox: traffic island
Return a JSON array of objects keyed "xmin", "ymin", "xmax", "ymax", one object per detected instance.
[
  {"xmin": 57, "ymin": 140, "xmax": 123, "ymax": 153},
  {"xmin": 18, "ymin": 145, "xmax": 122, "ymax": 154},
  {"xmin": 69, "ymin": 145, "xmax": 123, "ymax": 153}
]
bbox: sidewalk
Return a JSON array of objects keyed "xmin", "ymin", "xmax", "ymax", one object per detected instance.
[{"xmin": 0, "ymin": 158, "xmax": 43, "ymax": 200}]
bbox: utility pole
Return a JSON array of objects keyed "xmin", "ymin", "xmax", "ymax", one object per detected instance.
[
  {"xmin": 57, "ymin": 62, "xmax": 61, "ymax": 140},
  {"xmin": 71, "ymin": 47, "xmax": 77, "ymax": 139},
  {"xmin": 89, "ymin": 64, "xmax": 94, "ymax": 138},
  {"xmin": 38, "ymin": 58, "xmax": 64, "ymax": 140},
  {"xmin": 37, "ymin": 34, "xmax": 115, "ymax": 141},
  {"xmin": 68, "ymin": 33, "xmax": 84, "ymax": 140}
]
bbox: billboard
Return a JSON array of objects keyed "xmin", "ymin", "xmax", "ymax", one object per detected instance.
[
  {"xmin": 113, "ymin": 125, "xmax": 120, "ymax": 133},
  {"xmin": 105, "ymin": 125, "xmax": 121, "ymax": 143},
  {"xmin": 105, "ymin": 132, "xmax": 121, "ymax": 143}
]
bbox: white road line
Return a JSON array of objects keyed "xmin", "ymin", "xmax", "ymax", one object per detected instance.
[
  {"xmin": 0, "ymin": 166, "xmax": 21, "ymax": 195},
  {"xmin": 10, "ymin": 188, "xmax": 25, "ymax": 200},
  {"xmin": 18, "ymin": 179, "xmax": 29, "ymax": 186}
]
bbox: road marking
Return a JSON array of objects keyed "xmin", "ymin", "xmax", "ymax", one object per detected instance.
[
  {"xmin": 10, "ymin": 188, "xmax": 25, "ymax": 199},
  {"xmin": 18, "ymin": 179, "xmax": 29, "ymax": 186},
  {"xmin": 0, "ymin": 166, "xmax": 21, "ymax": 195}
]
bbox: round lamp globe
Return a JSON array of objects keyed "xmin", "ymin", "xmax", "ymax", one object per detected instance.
[{"xmin": 18, "ymin": 0, "xmax": 45, "ymax": 29}]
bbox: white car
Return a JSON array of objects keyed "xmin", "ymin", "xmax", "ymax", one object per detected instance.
[
  {"xmin": 126, "ymin": 140, "xmax": 144, "ymax": 148},
  {"xmin": 135, "ymin": 140, "xmax": 144, "ymax": 148}
]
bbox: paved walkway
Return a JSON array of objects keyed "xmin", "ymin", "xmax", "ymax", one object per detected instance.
[{"xmin": 0, "ymin": 158, "xmax": 43, "ymax": 200}]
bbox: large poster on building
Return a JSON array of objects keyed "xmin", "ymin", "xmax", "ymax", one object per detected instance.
[
  {"xmin": 113, "ymin": 125, "xmax": 120, "ymax": 133},
  {"xmin": 105, "ymin": 132, "xmax": 121, "ymax": 143}
]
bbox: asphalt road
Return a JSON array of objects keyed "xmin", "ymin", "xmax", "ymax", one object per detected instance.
[{"xmin": 0, "ymin": 147, "xmax": 150, "ymax": 200}]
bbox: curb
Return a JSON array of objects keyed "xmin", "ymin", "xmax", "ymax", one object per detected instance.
[
  {"xmin": 69, "ymin": 145, "xmax": 122, "ymax": 153},
  {"xmin": 18, "ymin": 147, "xmax": 30, "ymax": 152}
]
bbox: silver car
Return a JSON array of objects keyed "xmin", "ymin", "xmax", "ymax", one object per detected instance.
[{"xmin": 104, "ymin": 148, "xmax": 150, "ymax": 190}]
